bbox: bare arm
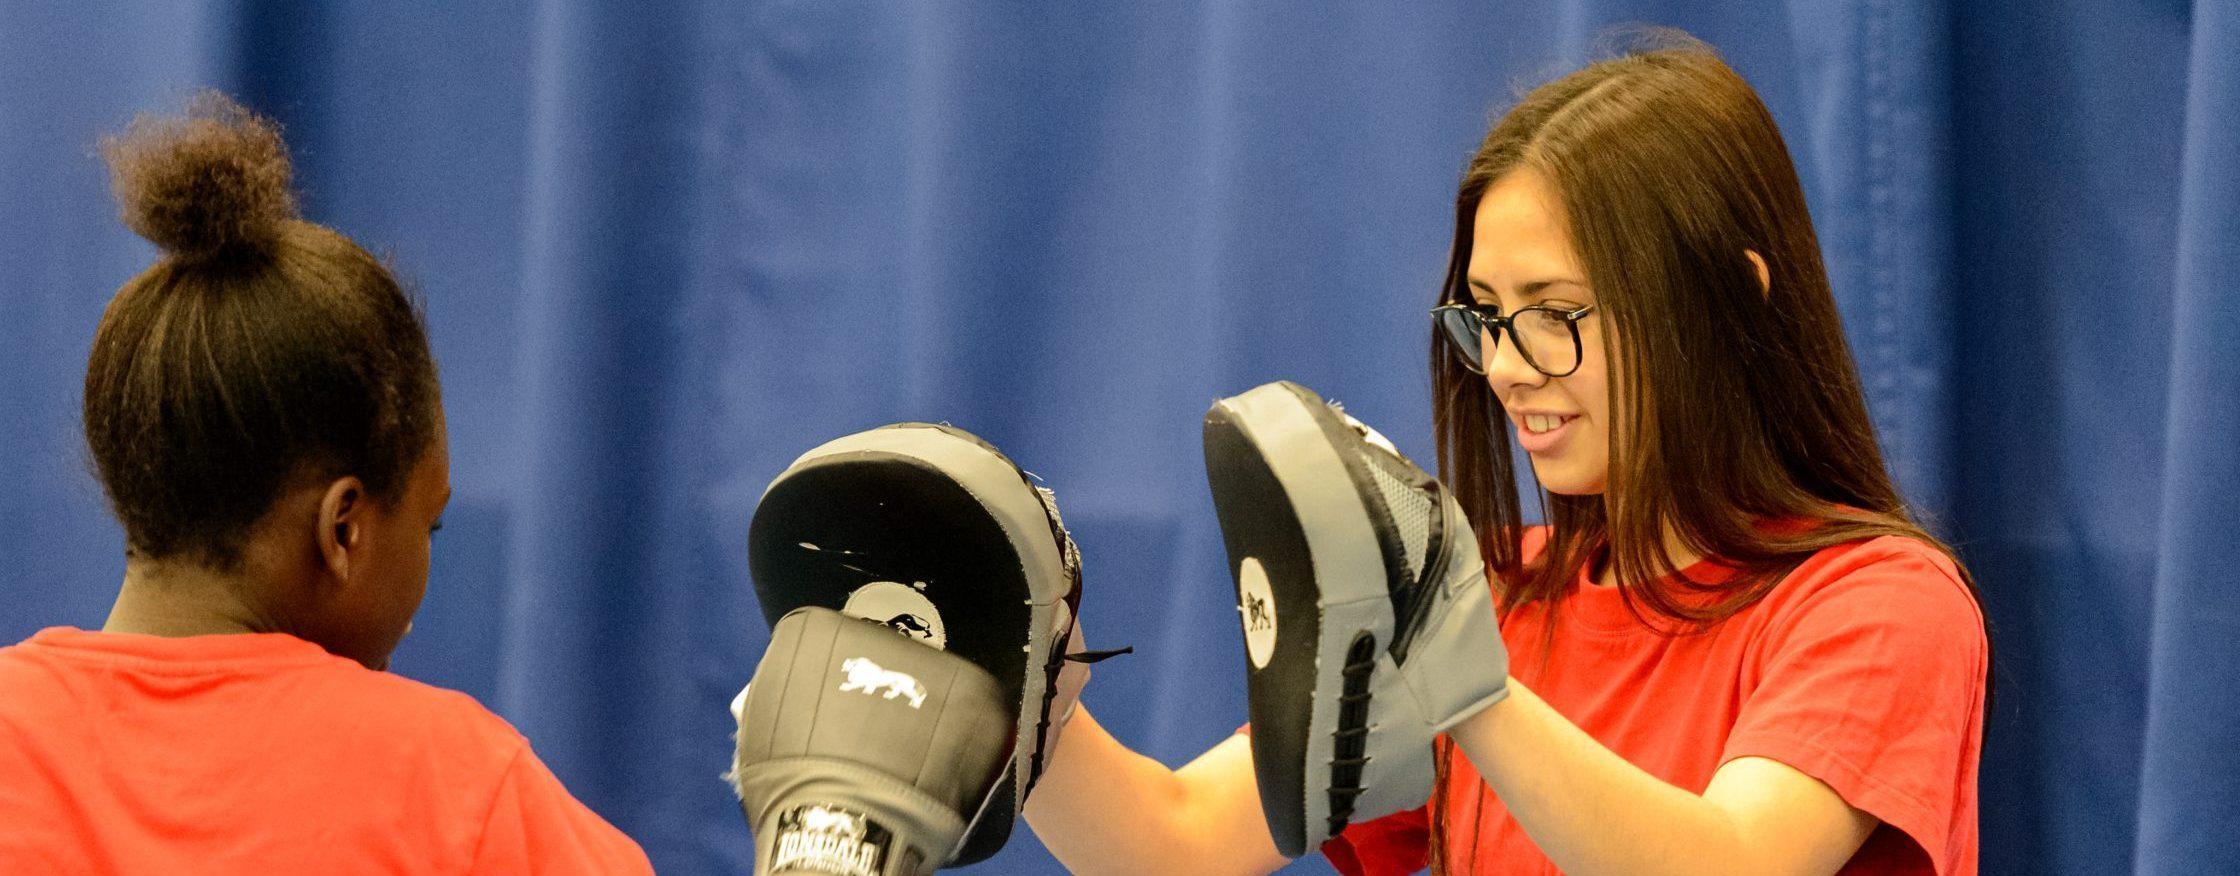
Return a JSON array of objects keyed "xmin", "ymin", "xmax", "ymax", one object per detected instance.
[
  {"xmin": 1448, "ymin": 681, "xmax": 1876, "ymax": 876},
  {"xmin": 1022, "ymin": 707, "xmax": 1291, "ymax": 876}
]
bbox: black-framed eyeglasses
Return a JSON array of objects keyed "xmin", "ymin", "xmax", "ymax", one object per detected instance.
[{"xmin": 1431, "ymin": 302, "xmax": 1596, "ymax": 377}]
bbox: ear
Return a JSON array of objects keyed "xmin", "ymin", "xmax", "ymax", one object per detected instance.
[
  {"xmin": 1744, "ymin": 249, "xmax": 1771, "ymax": 298},
  {"xmin": 316, "ymin": 476, "xmax": 369, "ymax": 583}
]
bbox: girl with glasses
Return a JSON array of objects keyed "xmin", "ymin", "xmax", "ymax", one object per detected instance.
[{"xmin": 1027, "ymin": 34, "xmax": 1987, "ymax": 876}]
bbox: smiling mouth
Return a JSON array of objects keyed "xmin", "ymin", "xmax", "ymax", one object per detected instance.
[{"xmin": 1521, "ymin": 414, "xmax": 1576, "ymax": 434}]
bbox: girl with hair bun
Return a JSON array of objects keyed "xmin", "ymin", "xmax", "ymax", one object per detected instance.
[{"xmin": 0, "ymin": 92, "xmax": 650, "ymax": 873}]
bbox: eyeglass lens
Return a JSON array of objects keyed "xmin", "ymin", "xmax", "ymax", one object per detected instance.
[{"xmin": 1437, "ymin": 307, "xmax": 1578, "ymax": 376}]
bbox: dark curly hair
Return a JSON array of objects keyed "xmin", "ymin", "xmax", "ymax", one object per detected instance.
[{"xmin": 87, "ymin": 91, "xmax": 440, "ymax": 569}]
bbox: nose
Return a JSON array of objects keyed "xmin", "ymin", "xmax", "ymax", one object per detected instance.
[{"xmin": 1481, "ymin": 323, "xmax": 1545, "ymax": 397}]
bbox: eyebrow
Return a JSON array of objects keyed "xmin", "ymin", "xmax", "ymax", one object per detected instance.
[{"xmin": 1465, "ymin": 278, "xmax": 1585, "ymax": 300}]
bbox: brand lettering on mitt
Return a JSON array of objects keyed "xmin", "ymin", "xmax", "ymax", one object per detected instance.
[
  {"xmin": 1238, "ymin": 556, "xmax": 1278, "ymax": 669},
  {"xmin": 838, "ymin": 657, "xmax": 929, "ymax": 708},
  {"xmin": 770, "ymin": 804, "xmax": 886, "ymax": 876}
]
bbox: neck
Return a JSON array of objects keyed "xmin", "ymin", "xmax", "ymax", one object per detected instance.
[
  {"xmin": 103, "ymin": 557, "xmax": 281, "ymax": 638},
  {"xmin": 1590, "ymin": 521, "xmax": 1704, "ymax": 589}
]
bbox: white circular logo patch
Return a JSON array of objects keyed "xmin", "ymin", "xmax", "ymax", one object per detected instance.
[
  {"xmin": 1237, "ymin": 556, "xmax": 1277, "ymax": 669},
  {"xmin": 842, "ymin": 581, "xmax": 947, "ymax": 651}
]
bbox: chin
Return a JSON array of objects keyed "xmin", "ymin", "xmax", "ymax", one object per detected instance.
[{"xmin": 1529, "ymin": 464, "xmax": 1607, "ymax": 496}]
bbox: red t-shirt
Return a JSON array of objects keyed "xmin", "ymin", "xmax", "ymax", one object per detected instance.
[
  {"xmin": 0, "ymin": 627, "xmax": 652, "ymax": 874},
  {"xmin": 1324, "ymin": 532, "xmax": 1986, "ymax": 876}
]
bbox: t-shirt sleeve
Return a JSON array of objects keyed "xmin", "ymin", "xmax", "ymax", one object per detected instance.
[
  {"xmin": 470, "ymin": 744, "xmax": 654, "ymax": 875},
  {"xmin": 1719, "ymin": 543, "xmax": 1986, "ymax": 874},
  {"xmin": 1321, "ymin": 805, "xmax": 1430, "ymax": 876}
]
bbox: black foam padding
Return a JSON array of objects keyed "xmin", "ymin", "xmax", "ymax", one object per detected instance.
[
  {"xmin": 749, "ymin": 455, "xmax": 1032, "ymax": 863},
  {"xmin": 1202, "ymin": 407, "xmax": 1323, "ymax": 858}
]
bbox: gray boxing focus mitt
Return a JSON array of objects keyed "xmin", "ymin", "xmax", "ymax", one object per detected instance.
[
  {"xmin": 747, "ymin": 423, "xmax": 1124, "ymax": 864},
  {"xmin": 1202, "ymin": 381, "xmax": 1510, "ymax": 857},
  {"xmin": 733, "ymin": 607, "xmax": 1012, "ymax": 875}
]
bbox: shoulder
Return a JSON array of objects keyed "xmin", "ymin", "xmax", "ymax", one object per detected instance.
[
  {"xmin": 1776, "ymin": 535, "xmax": 1972, "ymax": 608},
  {"xmin": 1755, "ymin": 535, "xmax": 1985, "ymax": 653},
  {"xmin": 296, "ymin": 664, "xmax": 533, "ymax": 775},
  {"xmin": 344, "ymin": 667, "xmax": 528, "ymax": 744},
  {"xmin": 1793, "ymin": 534, "xmax": 1963, "ymax": 585},
  {"xmin": 0, "ymin": 637, "xmax": 65, "ymax": 723}
]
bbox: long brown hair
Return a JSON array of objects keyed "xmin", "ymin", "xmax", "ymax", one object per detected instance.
[
  {"xmin": 1425, "ymin": 35, "xmax": 1982, "ymax": 870},
  {"xmin": 1434, "ymin": 37, "xmax": 1966, "ymax": 625},
  {"xmin": 87, "ymin": 92, "xmax": 440, "ymax": 570}
]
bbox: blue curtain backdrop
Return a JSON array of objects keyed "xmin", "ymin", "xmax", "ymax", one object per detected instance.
[{"xmin": 1, "ymin": 2, "xmax": 2233, "ymax": 873}]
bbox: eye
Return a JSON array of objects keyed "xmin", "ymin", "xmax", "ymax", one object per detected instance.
[{"xmin": 1516, "ymin": 308, "xmax": 1570, "ymax": 337}]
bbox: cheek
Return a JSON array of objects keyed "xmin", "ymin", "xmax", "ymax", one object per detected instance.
[
  {"xmin": 403, "ymin": 538, "xmax": 432, "ymax": 606},
  {"xmin": 373, "ymin": 533, "xmax": 432, "ymax": 619},
  {"xmin": 1566, "ymin": 341, "xmax": 1616, "ymax": 473},
  {"xmin": 1577, "ymin": 335, "xmax": 1616, "ymax": 427},
  {"xmin": 1581, "ymin": 371, "xmax": 1613, "ymax": 430}
]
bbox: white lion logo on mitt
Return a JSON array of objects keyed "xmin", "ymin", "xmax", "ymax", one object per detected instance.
[
  {"xmin": 799, "ymin": 806, "xmax": 865, "ymax": 837},
  {"xmin": 837, "ymin": 657, "xmax": 928, "ymax": 709}
]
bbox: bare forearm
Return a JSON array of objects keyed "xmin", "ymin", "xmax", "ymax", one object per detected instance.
[
  {"xmin": 1448, "ymin": 682, "xmax": 1867, "ymax": 876},
  {"xmin": 1023, "ymin": 708, "xmax": 1287, "ymax": 876}
]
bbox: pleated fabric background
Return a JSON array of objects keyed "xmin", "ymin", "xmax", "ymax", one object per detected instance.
[{"xmin": 1, "ymin": 2, "xmax": 2233, "ymax": 872}]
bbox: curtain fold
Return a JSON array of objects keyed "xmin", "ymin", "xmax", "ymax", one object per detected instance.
[{"xmin": 2135, "ymin": 2, "xmax": 2240, "ymax": 872}]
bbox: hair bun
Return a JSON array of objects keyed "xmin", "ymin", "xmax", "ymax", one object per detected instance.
[{"xmin": 101, "ymin": 91, "xmax": 298, "ymax": 261}]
